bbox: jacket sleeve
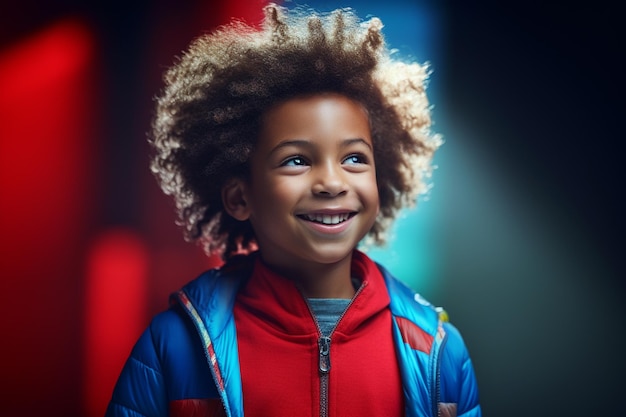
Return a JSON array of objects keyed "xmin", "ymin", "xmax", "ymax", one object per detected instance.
[
  {"xmin": 439, "ymin": 322, "xmax": 481, "ymax": 417},
  {"xmin": 105, "ymin": 320, "xmax": 168, "ymax": 417}
]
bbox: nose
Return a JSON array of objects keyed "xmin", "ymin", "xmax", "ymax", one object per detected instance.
[{"xmin": 312, "ymin": 161, "xmax": 347, "ymax": 197}]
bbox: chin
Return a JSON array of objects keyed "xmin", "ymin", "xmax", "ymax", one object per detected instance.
[{"xmin": 305, "ymin": 245, "xmax": 356, "ymax": 265}]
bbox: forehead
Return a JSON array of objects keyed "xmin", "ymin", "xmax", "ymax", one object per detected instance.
[{"xmin": 257, "ymin": 93, "xmax": 372, "ymax": 150}]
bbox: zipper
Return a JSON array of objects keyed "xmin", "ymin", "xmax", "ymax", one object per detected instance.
[
  {"xmin": 304, "ymin": 281, "xmax": 366, "ymax": 417},
  {"xmin": 318, "ymin": 336, "xmax": 331, "ymax": 417}
]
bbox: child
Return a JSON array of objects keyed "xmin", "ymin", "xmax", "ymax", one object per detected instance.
[{"xmin": 106, "ymin": 4, "xmax": 480, "ymax": 417}]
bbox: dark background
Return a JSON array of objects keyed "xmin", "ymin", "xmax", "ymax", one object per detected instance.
[
  {"xmin": 438, "ymin": 2, "xmax": 625, "ymax": 416},
  {"xmin": 1, "ymin": 1, "xmax": 623, "ymax": 416}
]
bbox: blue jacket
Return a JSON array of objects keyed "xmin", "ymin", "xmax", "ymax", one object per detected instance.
[{"xmin": 106, "ymin": 257, "xmax": 481, "ymax": 417}]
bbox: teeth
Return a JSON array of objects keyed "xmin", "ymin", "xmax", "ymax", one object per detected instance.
[{"xmin": 305, "ymin": 213, "xmax": 350, "ymax": 225}]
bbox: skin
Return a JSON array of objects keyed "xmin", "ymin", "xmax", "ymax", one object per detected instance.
[{"xmin": 224, "ymin": 93, "xmax": 380, "ymax": 298}]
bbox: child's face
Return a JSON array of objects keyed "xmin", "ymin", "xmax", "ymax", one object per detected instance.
[{"xmin": 241, "ymin": 93, "xmax": 379, "ymax": 271}]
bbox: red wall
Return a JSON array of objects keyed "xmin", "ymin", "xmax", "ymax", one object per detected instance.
[{"xmin": 0, "ymin": 2, "xmax": 269, "ymax": 416}]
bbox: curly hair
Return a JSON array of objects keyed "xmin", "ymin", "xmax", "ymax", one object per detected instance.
[{"xmin": 150, "ymin": 3, "xmax": 441, "ymax": 259}]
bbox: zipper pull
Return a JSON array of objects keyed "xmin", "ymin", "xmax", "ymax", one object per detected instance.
[{"xmin": 318, "ymin": 336, "xmax": 331, "ymax": 374}]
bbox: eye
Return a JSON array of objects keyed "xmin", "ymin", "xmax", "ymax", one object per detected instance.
[
  {"xmin": 342, "ymin": 153, "xmax": 367, "ymax": 165},
  {"xmin": 281, "ymin": 156, "xmax": 308, "ymax": 167}
]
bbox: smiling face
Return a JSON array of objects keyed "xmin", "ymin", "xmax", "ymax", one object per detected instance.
[{"xmin": 225, "ymin": 93, "xmax": 379, "ymax": 283}]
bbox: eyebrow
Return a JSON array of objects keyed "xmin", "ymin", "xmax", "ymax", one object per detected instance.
[{"xmin": 269, "ymin": 138, "xmax": 373, "ymax": 155}]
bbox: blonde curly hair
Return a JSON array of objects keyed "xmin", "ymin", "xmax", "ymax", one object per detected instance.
[{"xmin": 150, "ymin": 3, "xmax": 441, "ymax": 259}]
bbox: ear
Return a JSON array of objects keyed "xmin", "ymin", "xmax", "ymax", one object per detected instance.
[{"xmin": 222, "ymin": 178, "xmax": 251, "ymax": 221}]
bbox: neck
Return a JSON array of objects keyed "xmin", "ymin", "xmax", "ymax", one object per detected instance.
[{"xmin": 259, "ymin": 251, "xmax": 356, "ymax": 299}]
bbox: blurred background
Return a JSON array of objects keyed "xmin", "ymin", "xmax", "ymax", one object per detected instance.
[{"xmin": 1, "ymin": 0, "xmax": 623, "ymax": 416}]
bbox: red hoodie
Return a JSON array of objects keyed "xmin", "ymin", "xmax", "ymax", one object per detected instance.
[{"xmin": 234, "ymin": 250, "xmax": 404, "ymax": 417}]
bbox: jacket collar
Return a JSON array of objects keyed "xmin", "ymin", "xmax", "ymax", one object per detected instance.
[
  {"xmin": 177, "ymin": 250, "xmax": 440, "ymax": 340},
  {"xmin": 234, "ymin": 249, "xmax": 392, "ymax": 337}
]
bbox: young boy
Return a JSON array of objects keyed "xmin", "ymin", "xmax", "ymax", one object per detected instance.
[{"xmin": 106, "ymin": 4, "xmax": 480, "ymax": 417}]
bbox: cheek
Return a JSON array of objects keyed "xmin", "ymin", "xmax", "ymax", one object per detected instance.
[
  {"xmin": 370, "ymin": 176, "xmax": 381, "ymax": 215},
  {"xmin": 368, "ymin": 173, "xmax": 380, "ymax": 205},
  {"xmin": 250, "ymin": 175, "xmax": 301, "ymax": 211},
  {"xmin": 271, "ymin": 177, "xmax": 303, "ymax": 201}
]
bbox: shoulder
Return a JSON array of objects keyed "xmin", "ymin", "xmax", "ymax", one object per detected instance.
[
  {"xmin": 376, "ymin": 262, "xmax": 441, "ymax": 336},
  {"xmin": 122, "ymin": 307, "xmax": 196, "ymax": 376},
  {"xmin": 171, "ymin": 254, "xmax": 253, "ymax": 333},
  {"xmin": 106, "ymin": 260, "xmax": 255, "ymax": 416},
  {"xmin": 127, "ymin": 265, "xmax": 243, "ymax": 402},
  {"xmin": 106, "ymin": 310, "xmax": 181, "ymax": 416},
  {"xmin": 175, "ymin": 254, "xmax": 254, "ymax": 306},
  {"xmin": 377, "ymin": 263, "xmax": 474, "ymax": 364},
  {"xmin": 138, "ymin": 255, "xmax": 253, "ymax": 366},
  {"xmin": 374, "ymin": 261, "xmax": 481, "ymax": 413},
  {"xmin": 108, "ymin": 306, "xmax": 219, "ymax": 414}
]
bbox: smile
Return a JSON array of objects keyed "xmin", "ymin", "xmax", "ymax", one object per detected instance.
[{"xmin": 298, "ymin": 212, "xmax": 355, "ymax": 225}]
